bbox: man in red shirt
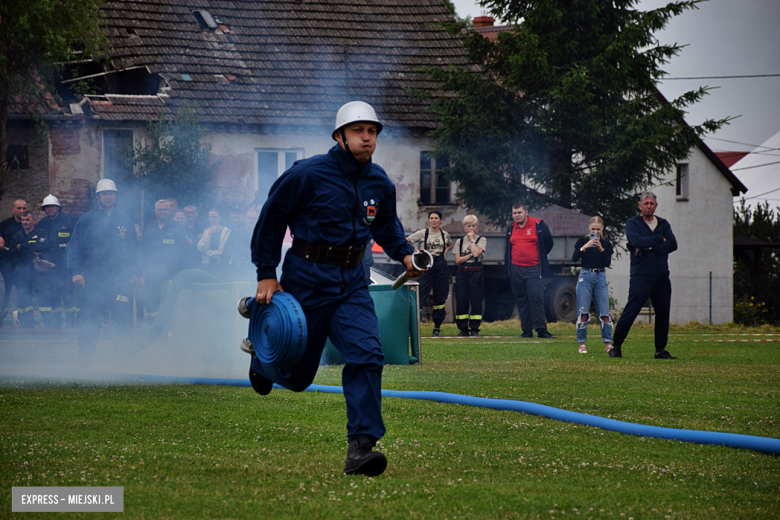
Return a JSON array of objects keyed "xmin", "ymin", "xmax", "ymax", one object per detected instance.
[{"xmin": 504, "ymin": 202, "xmax": 556, "ymax": 338}]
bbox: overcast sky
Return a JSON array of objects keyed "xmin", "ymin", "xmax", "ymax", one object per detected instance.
[{"xmin": 450, "ymin": 0, "xmax": 780, "ymax": 153}]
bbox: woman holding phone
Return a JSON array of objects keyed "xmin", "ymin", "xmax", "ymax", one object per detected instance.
[{"xmin": 572, "ymin": 216, "xmax": 614, "ymax": 354}]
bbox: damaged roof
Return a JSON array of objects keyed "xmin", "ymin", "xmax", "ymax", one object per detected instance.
[{"xmin": 83, "ymin": 0, "xmax": 468, "ymax": 132}]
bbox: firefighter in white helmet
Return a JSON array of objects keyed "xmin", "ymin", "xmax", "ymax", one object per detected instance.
[
  {"xmin": 249, "ymin": 101, "xmax": 420, "ymax": 477},
  {"xmin": 37, "ymin": 194, "xmax": 79, "ymax": 328},
  {"xmin": 67, "ymin": 179, "xmax": 140, "ymax": 354}
]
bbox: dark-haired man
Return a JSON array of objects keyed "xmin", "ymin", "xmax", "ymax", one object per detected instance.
[
  {"xmin": 10, "ymin": 211, "xmax": 48, "ymax": 328},
  {"xmin": 505, "ymin": 202, "xmax": 556, "ymax": 339},
  {"xmin": 249, "ymin": 101, "xmax": 418, "ymax": 477}
]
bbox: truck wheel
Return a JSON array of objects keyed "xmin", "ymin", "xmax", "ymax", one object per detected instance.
[{"xmin": 546, "ymin": 279, "xmax": 577, "ymax": 323}]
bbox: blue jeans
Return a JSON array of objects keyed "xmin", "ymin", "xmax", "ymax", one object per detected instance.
[{"xmin": 575, "ymin": 270, "xmax": 612, "ymax": 344}]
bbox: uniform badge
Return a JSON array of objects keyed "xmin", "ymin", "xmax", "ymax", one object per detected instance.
[
  {"xmin": 118, "ymin": 226, "xmax": 127, "ymax": 238},
  {"xmin": 526, "ymin": 229, "xmax": 532, "ymax": 235},
  {"xmin": 366, "ymin": 206, "xmax": 376, "ymax": 223}
]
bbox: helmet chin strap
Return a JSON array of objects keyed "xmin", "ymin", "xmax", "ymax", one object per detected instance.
[{"xmin": 340, "ymin": 128, "xmax": 355, "ymax": 159}]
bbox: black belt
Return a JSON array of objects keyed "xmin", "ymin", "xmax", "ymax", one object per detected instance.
[
  {"xmin": 290, "ymin": 238, "xmax": 366, "ymax": 268},
  {"xmin": 584, "ymin": 268, "xmax": 605, "ymax": 273},
  {"xmin": 458, "ymin": 265, "xmax": 483, "ymax": 272}
]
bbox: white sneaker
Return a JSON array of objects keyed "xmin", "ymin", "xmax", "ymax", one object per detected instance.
[{"xmin": 578, "ymin": 344, "xmax": 587, "ymax": 354}]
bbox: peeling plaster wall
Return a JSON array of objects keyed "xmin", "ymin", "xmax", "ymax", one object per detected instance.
[
  {"xmin": 47, "ymin": 121, "xmax": 104, "ymax": 216},
  {"xmin": 1, "ymin": 122, "xmax": 49, "ymax": 220}
]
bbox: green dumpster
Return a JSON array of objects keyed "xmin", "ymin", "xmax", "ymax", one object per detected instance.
[{"xmin": 321, "ymin": 284, "xmax": 420, "ymax": 365}]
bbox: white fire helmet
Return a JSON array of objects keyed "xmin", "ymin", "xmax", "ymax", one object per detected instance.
[
  {"xmin": 42, "ymin": 194, "xmax": 61, "ymax": 207},
  {"xmin": 332, "ymin": 101, "xmax": 383, "ymax": 140},
  {"xmin": 96, "ymin": 178, "xmax": 118, "ymax": 194}
]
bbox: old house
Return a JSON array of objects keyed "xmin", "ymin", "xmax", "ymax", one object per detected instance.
[{"xmin": 4, "ymin": 0, "xmax": 469, "ymax": 225}]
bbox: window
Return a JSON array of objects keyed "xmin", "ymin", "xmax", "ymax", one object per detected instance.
[
  {"xmin": 7, "ymin": 145, "xmax": 29, "ymax": 170},
  {"xmin": 256, "ymin": 149, "xmax": 303, "ymax": 207},
  {"xmin": 192, "ymin": 10, "xmax": 218, "ymax": 31},
  {"xmin": 102, "ymin": 129, "xmax": 133, "ymax": 180},
  {"xmin": 676, "ymin": 163, "xmax": 689, "ymax": 201},
  {"xmin": 420, "ymin": 152, "xmax": 452, "ymax": 205}
]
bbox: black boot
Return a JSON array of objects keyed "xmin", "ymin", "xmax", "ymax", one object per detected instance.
[
  {"xmin": 249, "ymin": 357, "xmax": 273, "ymax": 396},
  {"xmin": 609, "ymin": 345, "xmax": 623, "ymax": 358},
  {"xmin": 343, "ymin": 436, "xmax": 387, "ymax": 477}
]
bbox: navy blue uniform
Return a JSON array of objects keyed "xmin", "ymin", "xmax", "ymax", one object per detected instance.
[
  {"xmin": 613, "ymin": 215, "xmax": 678, "ymax": 351},
  {"xmin": 9, "ymin": 226, "xmax": 49, "ymax": 328},
  {"xmin": 251, "ymin": 144, "xmax": 413, "ymax": 443},
  {"xmin": 67, "ymin": 207, "xmax": 139, "ymax": 353},
  {"xmin": 0, "ymin": 217, "xmax": 22, "ymax": 318},
  {"xmin": 38, "ymin": 212, "xmax": 79, "ymax": 328},
  {"xmin": 140, "ymin": 220, "xmax": 189, "ymax": 317}
]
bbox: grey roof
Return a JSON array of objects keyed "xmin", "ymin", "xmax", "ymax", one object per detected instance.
[{"xmin": 86, "ymin": 0, "xmax": 468, "ymax": 131}]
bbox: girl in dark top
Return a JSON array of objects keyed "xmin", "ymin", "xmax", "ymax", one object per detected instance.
[{"xmin": 572, "ymin": 216, "xmax": 614, "ymax": 354}]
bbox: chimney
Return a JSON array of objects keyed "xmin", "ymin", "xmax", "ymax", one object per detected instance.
[{"xmin": 473, "ymin": 16, "xmax": 495, "ymax": 28}]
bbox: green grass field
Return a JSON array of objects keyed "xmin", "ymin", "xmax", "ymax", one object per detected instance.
[{"xmin": 2, "ymin": 321, "xmax": 779, "ymax": 519}]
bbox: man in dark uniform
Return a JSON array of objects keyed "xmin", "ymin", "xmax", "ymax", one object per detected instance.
[
  {"xmin": 610, "ymin": 192, "xmax": 678, "ymax": 359},
  {"xmin": 67, "ymin": 179, "xmax": 140, "ymax": 355},
  {"xmin": 139, "ymin": 199, "xmax": 188, "ymax": 319},
  {"xmin": 9, "ymin": 211, "xmax": 48, "ymax": 328},
  {"xmin": 0, "ymin": 199, "xmax": 27, "ymax": 326},
  {"xmin": 250, "ymin": 101, "xmax": 418, "ymax": 477},
  {"xmin": 37, "ymin": 194, "xmax": 79, "ymax": 328}
]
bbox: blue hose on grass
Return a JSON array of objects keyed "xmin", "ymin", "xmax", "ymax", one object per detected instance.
[{"xmin": 122, "ymin": 374, "xmax": 780, "ymax": 455}]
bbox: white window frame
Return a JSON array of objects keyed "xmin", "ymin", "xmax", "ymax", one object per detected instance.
[{"xmin": 420, "ymin": 152, "xmax": 455, "ymax": 206}]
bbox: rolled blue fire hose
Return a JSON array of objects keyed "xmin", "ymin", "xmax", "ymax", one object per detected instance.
[
  {"xmin": 122, "ymin": 374, "xmax": 780, "ymax": 455},
  {"xmin": 244, "ymin": 292, "xmax": 307, "ymax": 368}
]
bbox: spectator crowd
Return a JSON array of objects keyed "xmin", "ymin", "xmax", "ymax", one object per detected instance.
[{"xmin": 0, "ymin": 189, "xmax": 259, "ymax": 334}]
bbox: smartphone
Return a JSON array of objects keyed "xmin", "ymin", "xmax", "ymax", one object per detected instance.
[{"xmin": 590, "ymin": 232, "xmax": 598, "ymax": 240}]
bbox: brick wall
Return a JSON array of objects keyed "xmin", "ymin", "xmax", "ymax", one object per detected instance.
[
  {"xmin": 50, "ymin": 125, "xmax": 81, "ymax": 156},
  {"xmin": 56, "ymin": 179, "xmax": 93, "ymax": 217}
]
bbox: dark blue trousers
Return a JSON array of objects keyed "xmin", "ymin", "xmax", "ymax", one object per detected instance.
[
  {"xmin": 77, "ymin": 269, "xmax": 133, "ymax": 354},
  {"xmin": 613, "ymin": 277, "xmax": 672, "ymax": 351},
  {"xmin": 250, "ymin": 280, "xmax": 385, "ymax": 442}
]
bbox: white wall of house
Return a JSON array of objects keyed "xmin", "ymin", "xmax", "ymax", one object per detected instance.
[
  {"xmin": 205, "ymin": 131, "xmax": 474, "ymax": 234},
  {"xmin": 608, "ymin": 145, "xmax": 734, "ymax": 325}
]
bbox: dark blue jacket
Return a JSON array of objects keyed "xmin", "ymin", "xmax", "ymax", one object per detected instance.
[
  {"xmin": 38, "ymin": 212, "xmax": 79, "ymax": 269},
  {"xmin": 141, "ymin": 220, "xmax": 189, "ymax": 280},
  {"xmin": 505, "ymin": 218, "xmax": 554, "ymax": 278},
  {"xmin": 10, "ymin": 226, "xmax": 48, "ymax": 271},
  {"xmin": 625, "ymin": 214, "xmax": 677, "ymax": 280},
  {"xmin": 252, "ymin": 144, "xmax": 413, "ymax": 293},
  {"xmin": 67, "ymin": 207, "xmax": 139, "ymax": 278}
]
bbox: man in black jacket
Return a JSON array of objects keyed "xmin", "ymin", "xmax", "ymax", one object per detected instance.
[
  {"xmin": 505, "ymin": 202, "xmax": 556, "ymax": 338},
  {"xmin": 610, "ymin": 192, "xmax": 678, "ymax": 359},
  {"xmin": 10, "ymin": 211, "xmax": 48, "ymax": 328}
]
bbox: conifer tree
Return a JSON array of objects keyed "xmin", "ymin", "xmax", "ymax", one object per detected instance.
[{"xmin": 426, "ymin": 0, "xmax": 728, "ymax": 237}]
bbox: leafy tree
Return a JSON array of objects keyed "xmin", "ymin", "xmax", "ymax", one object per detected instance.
[
  {"xmin": 131, "ymin": 105, "xmax": 217, "ymax": 212},
  {"xmin": 424, "ymin": 0, "xmax": 728, "ymax": 238},
  {"xmin": 0, "ymin": 0, "xmax": 109, "ymax": 198}
]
